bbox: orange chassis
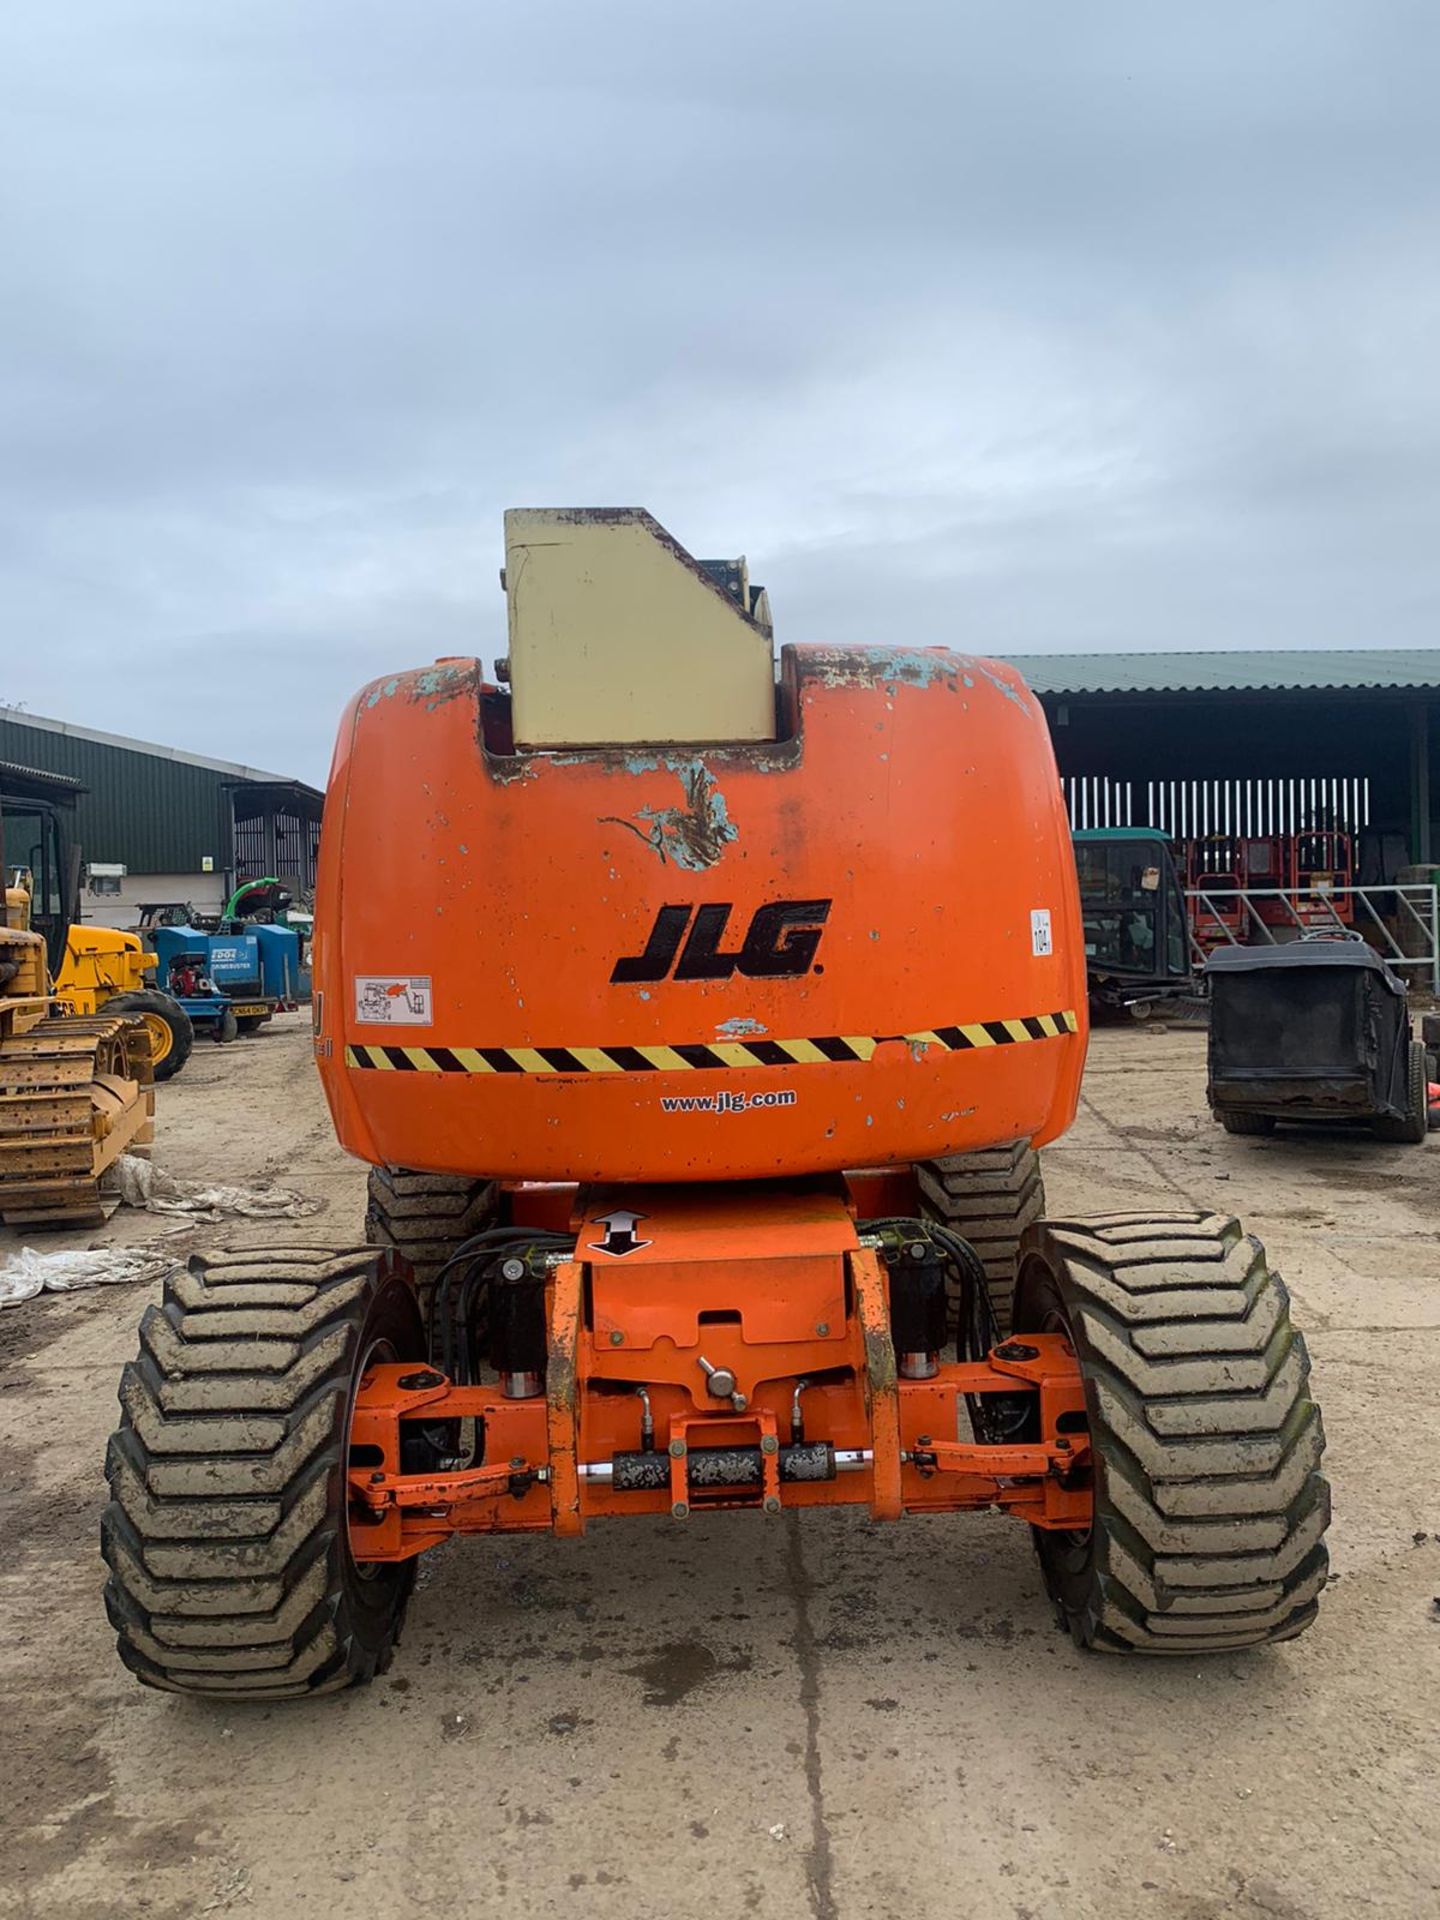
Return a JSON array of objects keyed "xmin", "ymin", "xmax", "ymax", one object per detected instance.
[{"xmin": 348, "ymin": 1175, "xmax": 1091, "ymax": 1562}]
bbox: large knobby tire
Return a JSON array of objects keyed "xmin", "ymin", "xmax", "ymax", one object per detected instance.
[
  {"xmin": 105, "ymin": 989, "xmax": 194, "ymax": 1083},
  {"xmin": 102, "ymin": 1246, "xmax": 425, "ymax": 1701},
  {"xmin": 365, "ymin": 1166, "xmax": 500, "ymax": 1317},
  {"xmin": 1373, "ymin": 1039, "xmax": 1428, "ymax": 1146},
  {"xmin": 916, "ymin": 1141, "xmax": 1044, "ymax": 1333},
  {"xmin": 1219, "ymin": 1109, "xmax": 1276, "ymax": 1137},
  {"xmin": 1013, "ymin": 1211, "xmax": 1329, "ymax": 1654}
]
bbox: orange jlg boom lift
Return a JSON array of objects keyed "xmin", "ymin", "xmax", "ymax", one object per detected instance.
[{"xmin": 103, "ymin": 510, "xmax": 1330, "ymax": 1698}]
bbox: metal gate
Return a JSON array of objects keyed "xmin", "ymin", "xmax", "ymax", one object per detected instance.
[
  {"xmin": 1183, "ymin": 883, "xmax": 1439, "ymax": 992},
  {"xmin": 231, "ymin": 812, "xmax": 268, "ymax": 882}
]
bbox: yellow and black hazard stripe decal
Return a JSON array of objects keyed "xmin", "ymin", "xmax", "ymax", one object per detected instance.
[{"xmin": 344, "ymin": 1009, "xmax": 1078, "ymax": 1074}]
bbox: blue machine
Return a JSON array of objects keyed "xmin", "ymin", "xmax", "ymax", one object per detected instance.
[
  {"xmin": 150, "ymin": 924, "xmax": 279, "ymax": 1036},
  {"xmin": 245, "ymin": 922, "xmax": 306, "ymax": 1006},
  {"xmin": 217, "ymin": 880, "xmax": 309, "ymax": 1006},
  {"xmin": 136, "ymin": 889, "xmax": 307, "ymax": 1044}
]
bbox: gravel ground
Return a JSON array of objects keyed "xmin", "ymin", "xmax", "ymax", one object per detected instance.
[{"xmin": 1, "ymin": 1013, "xmax": 1436, "ymax": 1920}]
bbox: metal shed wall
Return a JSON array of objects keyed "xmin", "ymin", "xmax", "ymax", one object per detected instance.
[{"xmin": 0, "ymin": 712, "xmax": 233, "ymax": 875}]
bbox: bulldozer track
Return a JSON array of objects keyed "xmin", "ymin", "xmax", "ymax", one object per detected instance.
[{"xmin": 0, "ymin": 1013, "xmax": 155, "ymax": 1229}]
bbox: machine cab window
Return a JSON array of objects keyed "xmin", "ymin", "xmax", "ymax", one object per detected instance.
[
  {"xmin": 1073, "ymin": 830, "xmax": 1188, "ymax": 981},
  {"xmin": 0, "ymin": 795, "xmax": 69, "ymax": 977}
]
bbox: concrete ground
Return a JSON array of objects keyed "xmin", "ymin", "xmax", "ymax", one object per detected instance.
[{"xmin": 1, "ymin": 1015, "xmax": 1437, "ymax": 1920}]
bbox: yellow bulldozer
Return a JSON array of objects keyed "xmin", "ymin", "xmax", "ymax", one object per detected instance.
[
  {"xmin": 1, "ymin": 766, "xmax": 156, "ymax": 1229},
  {"xmin": 53, "ymin": 926, "xmax": 194, "ymax": 1081}
]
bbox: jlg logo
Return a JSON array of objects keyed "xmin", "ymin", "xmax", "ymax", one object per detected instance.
[{"xmin": 611, "ymin": 900, "xmax": 832, "ymax": 984}]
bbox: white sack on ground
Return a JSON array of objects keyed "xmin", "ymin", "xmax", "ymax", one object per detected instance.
[
  {"xmin": 0, "ymin": 1244, "xmax": 177, "ymax": 1308},
  {"xmin": 111, "ymin": 1154, "xmax": 323, "ymax": 1221}
]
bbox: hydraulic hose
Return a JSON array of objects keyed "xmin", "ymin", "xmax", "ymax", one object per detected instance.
[
  {"xmin": 858, "ymin": 1215, "xmax": 1022, "ymax": 1444},
  {"xmin": 428, "ymin": 1226, "xmax": 575, "ymax": 1379}
]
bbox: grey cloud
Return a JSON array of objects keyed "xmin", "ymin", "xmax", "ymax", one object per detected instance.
[{"xmin": 2, "ymin": 2, "xmax": 1438, "ymax": 780}]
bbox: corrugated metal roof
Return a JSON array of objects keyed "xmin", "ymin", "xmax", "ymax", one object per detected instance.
[
  {"xmin": 0, "ymin": 704, "xmax": 296, "ymax": 782},
  {"xmin": 0, "ymin": 759, "xmax": 87, "ymax": 796},
  {"xmin": 1001, "ymin": 649, "xmax": 1440, "ymax": 696}
]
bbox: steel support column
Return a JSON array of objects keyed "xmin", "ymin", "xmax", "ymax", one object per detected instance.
[{"xmin": 1412, "ymin": 699, "xmax": 1432, "ymax": 866}]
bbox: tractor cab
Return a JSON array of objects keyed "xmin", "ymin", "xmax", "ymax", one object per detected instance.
[
  {"xmin": 0, "ymin": 767, "xmax": 85, "ymax": 980},
  {"xmin": 134, "ymin": 901, "xmax": 208, "ymax": 932},
  {"xmin": 1072, "ymin": 828, "xmax": 1193, "ymax": 1017}
]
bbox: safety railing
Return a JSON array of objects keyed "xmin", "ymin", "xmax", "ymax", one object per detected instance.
[{"xmin": 1183, "ymin": 884, "xmax": 1439, "ymax": 993}]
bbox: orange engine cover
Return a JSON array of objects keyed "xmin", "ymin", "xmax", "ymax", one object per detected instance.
[{"xmin": 313, "ymin": 646, "xmax": 1088, "ymax": 1182}]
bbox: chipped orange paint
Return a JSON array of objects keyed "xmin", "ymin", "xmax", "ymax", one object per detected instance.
[{"xmin": 313, "ymin": 647, "xmax": 1088, "ymax": 1184}]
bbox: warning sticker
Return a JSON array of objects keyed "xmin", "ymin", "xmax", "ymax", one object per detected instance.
[
  {"xmin": 354, "ymin": 976, "xmax": 433, "ymax": 1025},
  {"xmin": 1030, "ymin": 908, "xmax": 1053, "ymax": 957}
]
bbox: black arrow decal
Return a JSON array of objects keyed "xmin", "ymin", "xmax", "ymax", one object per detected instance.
[{"xmin": 588, "ymin": 1209, "xmax": 653, "ymax": 1258}]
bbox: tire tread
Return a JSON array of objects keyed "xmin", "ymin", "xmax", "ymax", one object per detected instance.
[
  {"xmin": 916, "ymin": 1140, "xmax": 1044, "ymax": 1333},
  {"xmin": 101, "ymin": 1246, "xmax": 419, "ymax": 1699},
  {"xmin": 364, "ymin": 1165, "xmax": 500, "ymax": 1308},
  {"xmin": 1017, "ymin": 1210, "xmax": 1329, "ymax": 1653}
]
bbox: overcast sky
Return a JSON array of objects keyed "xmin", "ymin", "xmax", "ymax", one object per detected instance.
[{"xmin": 2, "ymin": 3, "xmax": 1437, "ymax": 782}]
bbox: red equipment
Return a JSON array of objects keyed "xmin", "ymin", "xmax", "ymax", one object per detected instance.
[
  {"xmin": 1293, "ymin": 831, "xmax": 1354, "ymax": 927},
  {"xmin": 1241, "ymin": 834, "xmax": 1292, "ymax": 928},
  {"xmin": 1187, "ymin": 835, "xmax": 1245, "ymax": 947}
]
